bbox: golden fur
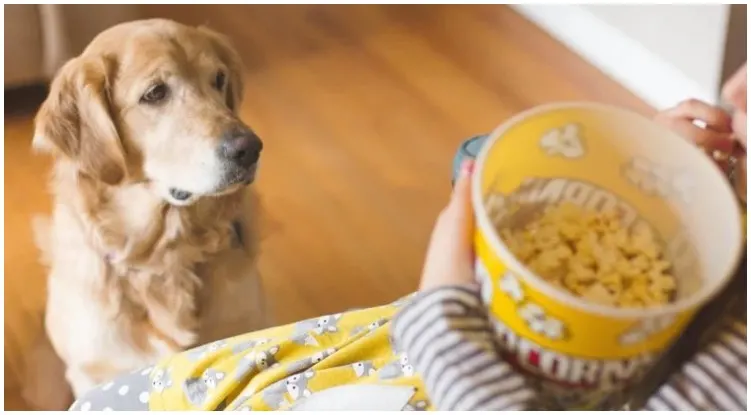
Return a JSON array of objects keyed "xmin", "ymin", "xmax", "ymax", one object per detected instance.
[{"xmin": 24, "ymin": 19, "xmax": 269, "ymax": 408}]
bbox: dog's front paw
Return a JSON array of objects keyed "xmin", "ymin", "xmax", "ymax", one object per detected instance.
[{"xmin": 173, "ymin": 328, "xmax": 199, "ymax": 348}]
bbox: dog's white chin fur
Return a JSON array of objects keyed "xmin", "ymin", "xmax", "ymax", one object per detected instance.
[
  {"xmin": 161, "ymin": 181, "xmax": 254, "ymax": 207},
  {"xmin": 155, "ymin": 162, "xmax": 258, "ymax": 207}
]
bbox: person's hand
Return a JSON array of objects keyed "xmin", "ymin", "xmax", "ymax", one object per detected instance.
[
  {"xmin": 419, "ymin": 159, "xmax": 477, "ymax": 291},
  {"xmin": 654, "ymin": 99, "xmax": 736, "ymax": 154}
]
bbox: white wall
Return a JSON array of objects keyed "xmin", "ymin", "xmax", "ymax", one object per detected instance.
[
  {"xmin": 585, "ymin": 5, "xmax": 729, "ymax": 102},
  {"xmin": 512, "ymin": 4, "xmax": 741, "ymax": 110}
]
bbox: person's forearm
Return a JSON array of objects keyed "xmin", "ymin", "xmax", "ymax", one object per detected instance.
[
  {"xmin": 391, "ymin": 285, "xmax": 534, "ymax": 411},
  {"xmin": 644, "ymin": 313, "xmax": 747, "ymax": 411}
]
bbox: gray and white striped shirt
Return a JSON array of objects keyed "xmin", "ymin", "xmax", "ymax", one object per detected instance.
[{"xmin": 391, "ymin": 285, "xmax": 747, "ymax": 411}]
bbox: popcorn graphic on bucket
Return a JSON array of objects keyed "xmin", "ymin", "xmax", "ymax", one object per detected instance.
[{"xmin": 471, "ymin": 103, "xmax": 744, "ymax": 409}]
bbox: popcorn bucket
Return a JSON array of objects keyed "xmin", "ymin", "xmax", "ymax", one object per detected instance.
[{"xmin": 471, "ymin": 102, "xmax": 744, "ymax": 409}]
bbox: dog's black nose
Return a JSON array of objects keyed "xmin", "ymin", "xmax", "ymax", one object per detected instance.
[{"xmin": 218, "ymin": 128, "xmax": 263, "ymax": 168}]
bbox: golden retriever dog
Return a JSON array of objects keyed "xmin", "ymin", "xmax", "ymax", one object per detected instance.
[{"xmin": 24, "ymin": 19, "xmax": 269, "ymax": 408}]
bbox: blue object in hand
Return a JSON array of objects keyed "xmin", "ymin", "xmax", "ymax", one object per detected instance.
[{"xmin": 451, "ymin": 134, "xmax": 489, "ymax": 184}]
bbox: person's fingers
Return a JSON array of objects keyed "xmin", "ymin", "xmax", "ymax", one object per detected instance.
[
  {"xmin": 419, "ymin": 160, "xmax": 477, "ymax": 290},
  {"xmin": 731, "ymin": 116, "xmax": 747, "ymax": 149},
  {"xmin": 660, "ymin": 117, "xmax": 736, "ymax": 153},
  {"xmin": 664, "ymin": 99, "xmax": 733, "ymax": 133}
]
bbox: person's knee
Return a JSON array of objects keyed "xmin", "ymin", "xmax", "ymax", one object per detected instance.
[{"xmin": 70, "ymin": 368, "xmax": 154, "ymax": 411}]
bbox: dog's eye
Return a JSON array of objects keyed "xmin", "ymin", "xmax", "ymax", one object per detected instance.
[
  {"xmin": 214, "ymin": 71, "xmax": 226, "ymax": 91},
  {"xmin": 140, "ymin": 83, "xmax": 169, "ymax": 104}
]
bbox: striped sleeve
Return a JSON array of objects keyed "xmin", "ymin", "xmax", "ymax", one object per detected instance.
[
  {"xmin": 644, "ymin": 313, "xmax": 747, "ymax": 411},
  {"xmin": 391, "ymin": 285, "xmax": 534, "ymax": 411}
]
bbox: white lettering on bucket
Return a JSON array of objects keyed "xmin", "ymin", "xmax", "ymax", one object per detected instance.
[{"xmin": 493, "ymin": 319, "xmax": 654, "ymax": 390}]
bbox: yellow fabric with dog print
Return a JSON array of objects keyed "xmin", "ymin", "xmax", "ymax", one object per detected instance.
[{"xmin": 146, "ymin": 295, "xmax": 430, "ymax": 411}]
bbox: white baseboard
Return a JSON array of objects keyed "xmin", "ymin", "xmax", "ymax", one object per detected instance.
[{"xmin": 511, "ymin": 4, "xmax": 715, "ymax": 110}]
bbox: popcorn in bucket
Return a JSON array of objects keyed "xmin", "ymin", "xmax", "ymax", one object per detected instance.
[{"xmin": 471, "ymin": 103, "xmax": 744, "ymax": 409}]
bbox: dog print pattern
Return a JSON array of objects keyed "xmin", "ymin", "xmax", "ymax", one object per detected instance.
[{"xmin": 69, "ymin": 294, "xmax": 431, "ymax": 411}]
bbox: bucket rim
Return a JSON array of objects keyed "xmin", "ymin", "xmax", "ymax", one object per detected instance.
[{"xmin": 471, "ymin": 101, "xmax": 745, "ymax": 320}]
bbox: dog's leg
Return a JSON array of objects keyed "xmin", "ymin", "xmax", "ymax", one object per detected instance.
[
  {"xmin": 65, "ymin": 366, "xmax": 104, "ymax": 399},
  {"xmin": 197, "ymin": 248, "xmax": 271, "ymax": 343},
  {"xmin": 21, "ymin": 331, "xmax": 74, "ymax": 410}
]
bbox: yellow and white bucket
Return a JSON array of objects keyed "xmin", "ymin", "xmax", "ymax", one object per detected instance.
[{"xmin": 472, "ymin": 102, "xmax": 744, "ymax": 409}]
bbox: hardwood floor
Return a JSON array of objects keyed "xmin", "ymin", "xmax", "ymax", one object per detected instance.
[{"xmin": 3, "ymin": 5, "xmax": 652, "ymax": 410}]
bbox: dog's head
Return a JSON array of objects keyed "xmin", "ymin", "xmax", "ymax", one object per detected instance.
[{"xmin": 33, "ymin": 19, "xmax": 261, "ymax": 206}]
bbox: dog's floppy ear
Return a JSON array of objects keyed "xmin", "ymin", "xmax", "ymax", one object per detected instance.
[
  {"xmin": 33, "ymin": 55, "xmax": 126, "ymax": 185},
  {"xmin": 198, "ymin": 26, "xmax": 245, "ymax": 112}
]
